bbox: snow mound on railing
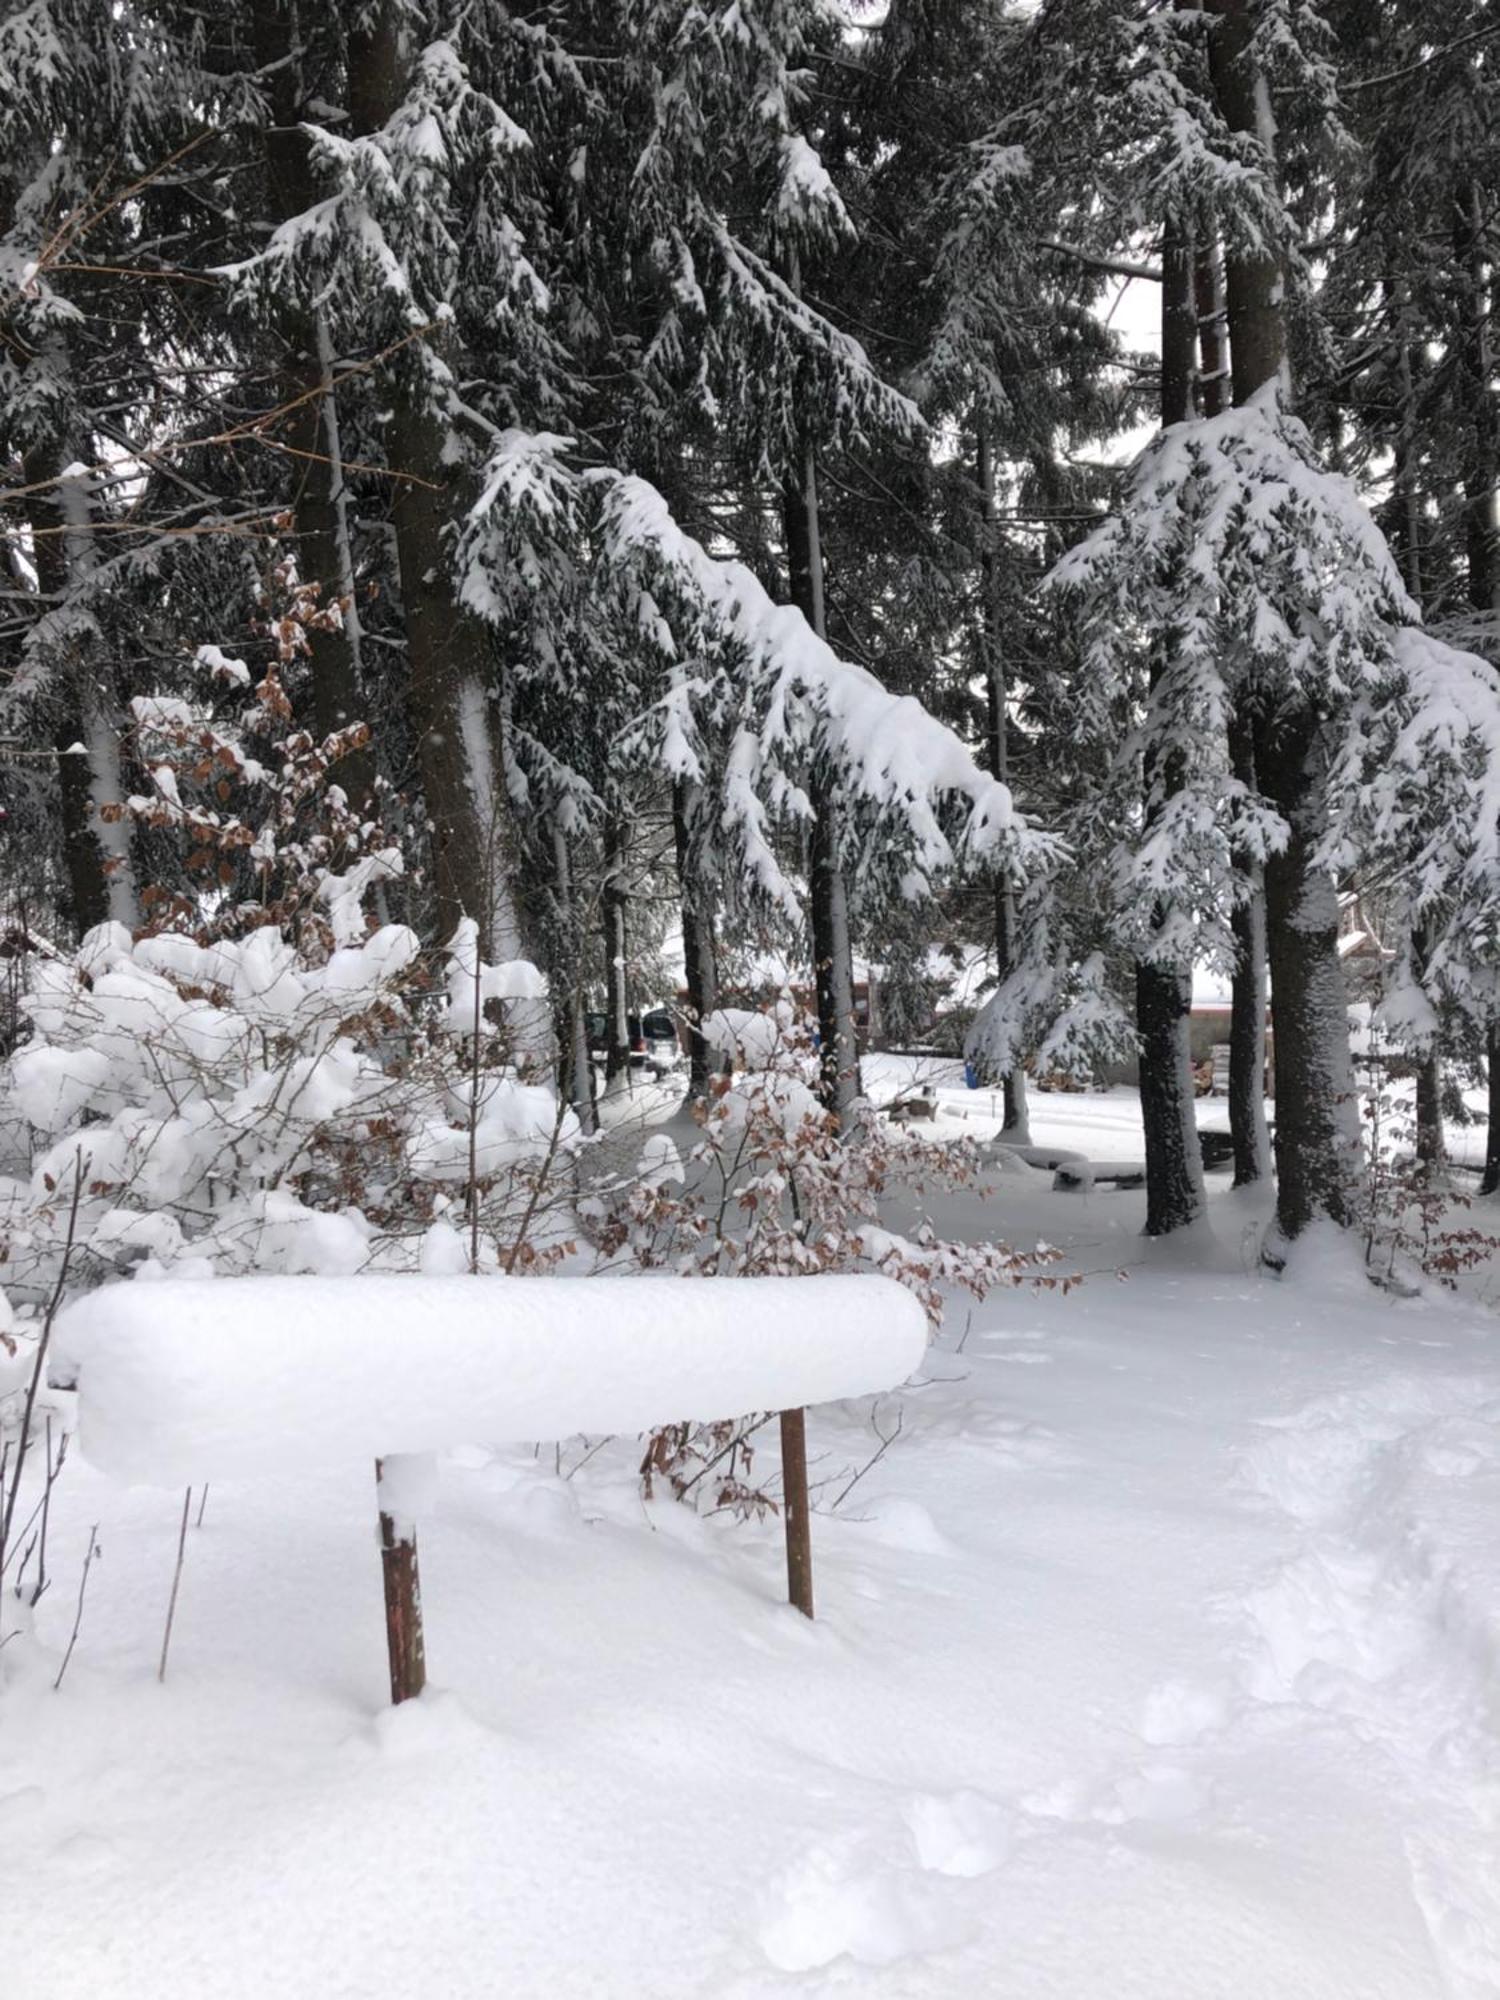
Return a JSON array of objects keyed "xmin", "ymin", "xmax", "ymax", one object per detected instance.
[{"xmin": 55, "ymin": 1272, "xmax": 928, "ymax": 1486}]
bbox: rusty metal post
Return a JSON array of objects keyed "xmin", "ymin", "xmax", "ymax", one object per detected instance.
[
  {"xmin": 780, "ymin": 1407, "xmax": 814, "ymax": 1618},
  {"xmin": 376, "ymin": 1460, "xmax": 427, "ymax": 1703}
]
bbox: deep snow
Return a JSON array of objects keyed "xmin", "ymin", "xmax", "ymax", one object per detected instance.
[{"xmin": 6, "ymin": 1070, "xmax": 1500, "ymax": 1997}]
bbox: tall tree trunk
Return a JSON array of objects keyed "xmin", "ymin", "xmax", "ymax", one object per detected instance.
[
  {"xmin": 1205, "ymin": 2, "xmax": 1290, "ymax": 402},
  {"xmin": 1453, "ymin": 177, "xmax": 1500, "ymax": 1195},
  {"xmin": 1388, "ymin": 343, "xmax": 1444, "ymax": 1178},
  {"xmin": 1484, "ymin": 1027, "xmax": 1500, "ymax": 1198},
  {"xmin": 1226, "ymin": 711, "xmax": 1271, "ymax": 1186},
  {"xmin": 1256, "ymin": 718, "xmax": 1360, "ymax": 1234},
  {"xmin": 551, "ymin": 828, "xmax": 596, "ymax": 1134},
  {"xmin": 1201, "ymin": 226, "xmax": 1269, "ymax": 1186},
  {"xmin": 976, "ymin": 424, "xmax": 1029, "ymax": 1141},
  {"xmin": 673, "ymin": 779, "xmax": 719, "ymax": 1098},
  {"xmin": 1135, "ymin": 213, "xmax": 1207, "ymax": 1236},
  {"xmin": 354, "ymin": 1, "xmax": 542, "ymax": 1058},
  {"xmin": 782, "ymin": 432, "xmax": 861, "ymax": 1126},
  {"xmin": 385, "ymin": 385, "xmax": 525, "ymax": 955},
  {"xmin": 1414, "ymin": 1037, "xmax": 1444, "ymax": 1177},
  {"xmin": 1455, "ymin": 181, "xmax": 1500, "ymax": 629},
  {"xmin": 1209, "ymin": 0, "xmax": 1358, "ymax": 1241},
  {"xmin": 24, "ymin": 445, "xmax": 137, "ymax": 934},
  {"xmin": 251, "ymin": 0, "xmax": 370, "ymax": 802},
  {"xmin": 1194, "ymin": 232, "xmax": 1229, "ymax": 420},
  {"xmin": 602, "ymin": 817, "xmax": 631, "ymax": 1089}
]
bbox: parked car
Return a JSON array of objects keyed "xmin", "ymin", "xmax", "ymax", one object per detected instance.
[{"xmin": 585, "ymin": 1009, "xmax": 683, "ymax": 1070}]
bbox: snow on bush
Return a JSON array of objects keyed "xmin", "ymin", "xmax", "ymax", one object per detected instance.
[
  {"xmin": 0, "ymin": 686, "xmax": 589, "ymax": 1655},
  {"xmin": 583, "ymin": 1006, "xmax": 1065, "ymax": 1508},
  {"xmin": 0, "ymin": 880, "xmax": 565, "ymax": 1301},
  {"xmin": 0, "ymin": 644, "xmax": 574, "ymax": 1547}
]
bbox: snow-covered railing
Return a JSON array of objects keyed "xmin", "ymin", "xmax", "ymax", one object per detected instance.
[{"xmin": 56, "ymin": 1274, "xmax": 927, "ymax": 1701}]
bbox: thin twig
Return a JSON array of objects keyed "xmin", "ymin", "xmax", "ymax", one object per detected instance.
[
  {"xmin": 12, "ymin": 1531, "xmax": 38, "ymax": 1600},
  {"xmin": 677, "ymin": 1414, "xmax": 776, "ymax": 1498},
  {"xmin": 563, "ymin": 1436, "xmax": 611, "ymax": 1481},
  {"xmin": 0, "ymin": 1150, "xmax": 88, "ymax": 1567},
  {"xmin": 831, "ymin": 1404, "xmax": 904, "ymax": 1511},
  {"xmin": 31, "ymin": 1412, "xmax": 56, "ymax": 1606},
  {"xmin": 157, "ymin": 1488, "xmax": 192, "ymax": 1683},
  {"xmin": 503, "ymin": 1089, "xmax": 573, "ymax": 1275},
  {"xmin": 53, "ymin": 1525, "xmax": 100, "ymax": 1691}
]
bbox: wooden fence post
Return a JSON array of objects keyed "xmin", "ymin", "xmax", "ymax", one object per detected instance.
[
  {"xmin": 780, "ymin": 1407, "xmax": 814, "ymax": 1618},
  {"xmin": 375, "ymin": 1459, "xmax": 427, "ymax": 1703}
]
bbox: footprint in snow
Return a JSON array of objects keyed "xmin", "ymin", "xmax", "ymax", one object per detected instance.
[
  {"xmin": 857, "ymin": 1497, "xmax": 954, "ymax": 1557},
  {"xmin": 1140, "ymin": 1677, "xmax": 1234, "ymax": 1748},
  {"xmin": 757, "ymin": 1790, "xmax": 1012, "ymax": 1971},
  {"xmin": 1023, "ymin": 1761, "xmax": 1214, "ymax": 1828},
  {"xmin": 1234, "ymin": 1378, "xmax": 1500, "ymax": 1998},
  {"xmin": 904, "ymin": 1789, "xmax": 1016, "ymax": 1876},
  {"xmin": 1414, "ymin": 1416, "xmax": 1500, "ymax": 1479},
  {"xmin": 1103, "ymin": 1762, "xmax": 1215, "ymax": 1825}
]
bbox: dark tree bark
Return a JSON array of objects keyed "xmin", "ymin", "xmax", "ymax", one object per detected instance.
[
  {"xmin": 355, "ymin": 1, "xmax": 535, "ymax": 990},
  {"xmin": 602, "ymin": 817, "xmax": 631, "ymax": 1088},
  {"xmin": 673, "ymin": 779, "xmax": 719, "ymax": 1098},
  {"xmin": 385, "ymin": 382, "xmax": 520, "ymax": 953},
  {"xmin": 1209, "ymin": 0, "xmax": 1359, "ymax": 1241},
  {"xmin": 1484, "ymin": 1026, "xmax": 1500, "ymax": 1197},
  {"xmin": 1455, "ymin": 181, "xmax": 1500, "ymax": 626},
  {"xmin": 1255, "ymin": 717, "xmax": 1360, "ymax": 1233},
  {"xmin": 1226, "ymin": 712, "xmax": 1272, "ymax": 1187},
  {"xmin": 22, "ymin": 446, "xmax": 136, "ymax": 936},
  {"xmin": 1135, "ymin": 213, "xmax": 1207, "ymax": 1236},
  {"xmin": 1205, "ymin": 3, "xmax": 1287, "ymax": 402},
  {"xmin": 1386, "ymin": 359, "xmax": 1446, "ymax": 1182},
  {"xmin": 1414, "ymin": 1047, "xmax": 1444, "ymax": 1177},
  {"xmin": 1453, "ymin": 178, "xmax": 1500, "ymax": 1195},
  {"xmin": 250, "ymin": 0, "xmax": 370, "ymax": 802},
  {"xmin": 782, "ymin": 435, "xmax": 861, "ymax": 1127},
  {"xmin": 976, "ymin": 424, "xmax": 1029, "ymax": 1141},
  {"xmin": 1200, "ymin": 228, "xmax": 1271, "ymax": 1188},
  {"xmin": 1194, "ymin": 233, "xmax": 1230, "ymax": 420},
  {"xmin": 550, "ymin": 829, "xmax": 597, "ymax": 1135}
]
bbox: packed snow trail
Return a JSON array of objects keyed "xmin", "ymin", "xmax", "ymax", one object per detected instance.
[
  {"xmin": 7, "ymin": 1117, "xmax": 1500, "ymax": 1996},
  {"xmin": 1238, "ymin": 1364, "xmax": 1500, "ymax": 1997}
]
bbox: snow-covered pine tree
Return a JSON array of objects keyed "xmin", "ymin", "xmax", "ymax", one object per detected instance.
[
  {"xmin": 1055, "ymin": 0, "xmax": 1500, "ymax": 1247},
  {"xmin": 1021, "ymin": 0, "xmax": 1296, "ymax": 1226},
  {"xmin": 223, "ymin": 3, "xmax": 558, "ymax": 1009},
  {"xmin": 1309, "ymin": 0, "xmax": 1500, "ymax": 1185},
  {"xmin": 808, "ymin": 0, "xmax": 1143, "ymax": 1131},
  {"xmin": 1204, "ymin": 0, "xmax": 1366, "ymax": 1241},
  {"xmin": 0, "ymin": 0, "xmax": 199, "ymax": 936},
  {"xmin": 243, "ymin": 0, "xmax": 369, "ymax": 799}
]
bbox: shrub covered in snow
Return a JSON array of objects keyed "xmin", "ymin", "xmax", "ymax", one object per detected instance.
[
  {"xmin": 0, "ymin": 659, "xmax": 575, "ymax": 1599},
  {"xmin": 583, "ymin": 1007, "xmax": 1064, "ymax": 1509}
]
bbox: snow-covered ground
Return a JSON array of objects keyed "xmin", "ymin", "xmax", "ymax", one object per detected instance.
[{"xmin": 8, "ymin": 1076, "xmax": 1500, "ymax": 1997}]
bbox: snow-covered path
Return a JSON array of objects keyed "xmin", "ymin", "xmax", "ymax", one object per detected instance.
[{"xmin": 7, "ymin": 1132, "xmax": 1500, "ymax": 1995}]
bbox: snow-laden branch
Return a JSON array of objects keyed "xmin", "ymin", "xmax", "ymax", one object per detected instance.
[
  {"xmin": 591, "ymin": 468, "xmax": 1061, "ymax": 908},
  {"xmin": 1330, "ymin": 625, "xmax": 1500, "ymax": 1027}
]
